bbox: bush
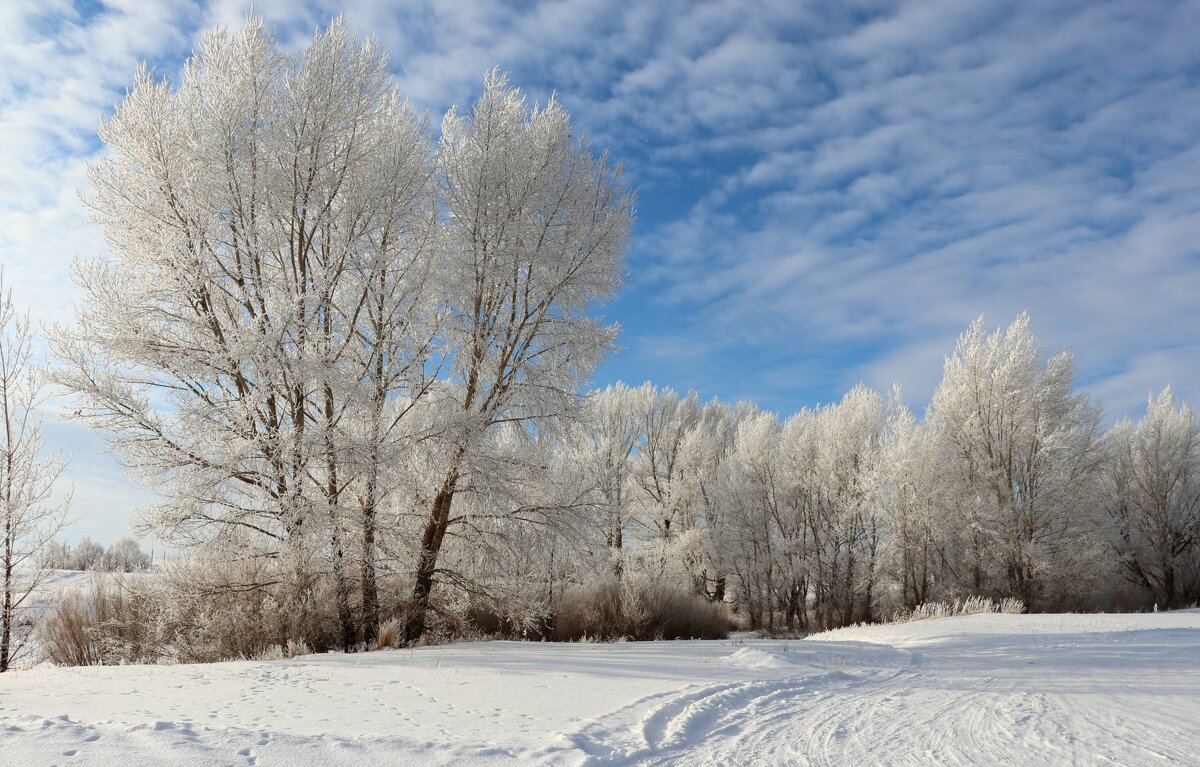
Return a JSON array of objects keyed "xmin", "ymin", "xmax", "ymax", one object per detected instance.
[
  {"xmin": 553, "ymin": 578, "xmax": 624, "ymax": 641},
  {"xmin": 465, "ymin": 602, "xmax": 551, "ymax": 640},
  {"xmin": 156, "ymin": 553, "xmax": 345, "ymax": 662},
  {"xmin": 625, "ymin": 577, "xmax": 734, "ymax": 640},
  {"xmin": 552, "ymin": 575, "xmax": 732, "ymax": 642},
  {"xmin": 41, "ymin": 545, "xmax": 439, "ymax": 665}
]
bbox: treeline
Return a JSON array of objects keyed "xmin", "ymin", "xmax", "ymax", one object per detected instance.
[
  {"xmin": 559, "ymin": 314, "xmax": 1200, "ymax": 632},
  {"xmin": 41, "ymin": 312, "xmax": 1200, "ymax": 665},
  {"xmin": 40, "ymin": 537, "xmax": 152, "ymax": 573}
]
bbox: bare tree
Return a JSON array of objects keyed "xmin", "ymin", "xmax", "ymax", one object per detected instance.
[{"xmin": 0, "ymin": 277, "xmax": 70, "ymax": 672}]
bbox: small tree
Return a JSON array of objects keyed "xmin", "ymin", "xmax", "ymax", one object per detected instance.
[
  {"xmin": 103, "ymin": 537, "xmax": 152, "ymax": 572},
  {"xmin": 68, "ymin": 537, "xmax": 105, "ymax": 571},
  {"xmin": 0, "ymin": 277, "xmax": 70, "ymax": 672}
]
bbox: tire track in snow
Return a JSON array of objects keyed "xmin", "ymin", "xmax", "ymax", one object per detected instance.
[
  {"xmin": 552, "ymin": 669, "xmax": 884, "ymax": 765},
  {"xmin": 546, "ymin": 641, "xmax": 1198, "ymax": 766}
]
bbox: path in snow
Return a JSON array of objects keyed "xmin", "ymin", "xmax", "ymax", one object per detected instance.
[{"xmin": 2, "ymin": 612, "xmax": 1197, "ymax": 765}]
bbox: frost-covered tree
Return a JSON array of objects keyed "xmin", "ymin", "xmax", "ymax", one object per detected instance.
[
  {"xmin": 771, "ymin": 410, "xmax": 819, "ymax": 629},
  {"xmin": 1101, "ymin": 388, "xmax": 1200, "ymax": 608},
  {"xmin": 807, "ymin": 386, "xmax": 887, "ymax": 625},
  {"xmin": 875, "ymin": 394, "xmax": 948, "ymax": 610},
  {"xmin": 679, "ymin": 398, "xmax": 740, "ymax": 599},
  {"xmin": 719, "ymin": 408, "xmax": 781, "ymax": 629},
  {"xmin": 629, "ymin": 388, "xmax": 702, "ymax": 558},
  {"xmin": 927, "ymin": 314, "xmax": 1102, "ymax": 608},
  {"xmin": 404, "ymin": 72, "xmax": 631, "ymax": 642},
  {"xmin": 66, "ymin": 537, "xmax": 105, "ymax": 571},
  {"xmin": 102, "ymin": 538, "xmax": 152, "ymax": 572},
  {"xmin": 0, "ymin": 279, "xmax": 70, "ymax": 672},
  {"xmin": 37, "ymin": 539, "xmax": 71, "ymax": 570},
  {"xmin": 565, "ymin": 382, "xmax": 653, "ymax": 573},
  {"xmin": 54, "ymin": 18, "xmax": 437, "ymax": 648}
]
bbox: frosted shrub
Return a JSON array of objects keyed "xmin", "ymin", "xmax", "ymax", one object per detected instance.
[
  {"xmin": 553, "ymin": 575, "xmax": 732, "ymax": 641},
  {"xmin": 43, "ymin": 550, "xmax": 435, "ymax": 665},
  {"xmin": 554, "ymin": 578, "xmax": 624, "ymax": 641},
  {"xmin": 42, "ymin": 589, "xmax": 103, "ymax": 667},
  {"xmin": 155, "ymin": 553, "xmax": 345, "ymax": 663}
]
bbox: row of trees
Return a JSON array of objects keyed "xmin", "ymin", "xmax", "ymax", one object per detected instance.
[
  {"xmin": 557, "ymin": 315, "xmax": 1200, "ymax": 631},
  {"xmin": 39, "ymin": 537, "xmax": 152, "ymax": 573}
]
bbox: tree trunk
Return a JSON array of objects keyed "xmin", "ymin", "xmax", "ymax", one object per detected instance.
[
  {"xmin": 329, "ymin": 514, "xmax": 355, "ymax": 652},
  {"xmin": 2, "ymin": 403, "xmax": 14, "ymax": 672},
  {"xmin": 1, "ymin": 541, "xmax": 12, "ymax": 673},
  {"xmin": 323, "ymin": 382, "xmax": 355, "ymax": 653},
  {"xmin": 1162, "ymin": 562, "xmax": 1176, "ymax": 610},
  {"xmin": 405, "ymin": 471, "xmax": 458, "ymax": 644},
  {"xmin": 608, "ymin": 506, "xmax": 623, "ymax": 578},
  {"xmin": 360, "ymin": 324, "xmax": 386, "ymax": 641},
  {"xmin": 360, "ymin": 494, "xmax": 379, "ymax": 638}
]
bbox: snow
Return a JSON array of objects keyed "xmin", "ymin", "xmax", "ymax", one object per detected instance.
[{"xmin": 2, "ymin": 612, "xmax": 1198, "ymax": 766}]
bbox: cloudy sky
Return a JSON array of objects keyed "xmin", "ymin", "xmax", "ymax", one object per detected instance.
[{"xmin": 3, "ymin": 0, "xmax": 1200, "ymax": 543}]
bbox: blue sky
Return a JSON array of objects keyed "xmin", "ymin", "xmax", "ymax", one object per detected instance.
[{"xmin": 3, "ymin": 0, "xmax": 1200, "ymax": 543}]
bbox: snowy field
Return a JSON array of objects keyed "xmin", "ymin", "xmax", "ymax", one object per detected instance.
[{"xmin": 3, "ymin": 612, "xmax": 1198, "ymax": 766}]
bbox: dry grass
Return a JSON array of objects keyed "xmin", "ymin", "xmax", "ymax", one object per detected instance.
[
  {"xmin": 889, "ymin": 595, "xmax": 1026, "ymax": 624},
  {"xmin": 251, "ymin": 639, "xmax": 313, "ymax": 661},
  {"xmin": 41, "ymin": 574, "xmax": 163, "ymax": 666},
  {"xmin": 375, "ymin": 618, "xmax": 401, "ymax": 650}
]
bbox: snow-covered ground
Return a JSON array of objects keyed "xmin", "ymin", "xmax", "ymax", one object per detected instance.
[{"xmin": 3, "ymin": 612, "xmax": 1198, "ymax": 766}]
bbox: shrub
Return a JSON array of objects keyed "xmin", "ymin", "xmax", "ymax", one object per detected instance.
[
  {"xmin": 622, "ymin": 575, "xmax": 733, "ymax": 640},
  {"xmin": 552, "ymin": 575, "xmax": 732, "ymax": 642},
  {"xmin": 156, "ymin": 553, "xmax": 345, "ymax": 662},
  {"xmin": 553, "ymin": 578, "xmax": 625, "ymax": 641},
  {"xmin": 41, "ymin": 590, "xmax": 98, "ymax": 666}
]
